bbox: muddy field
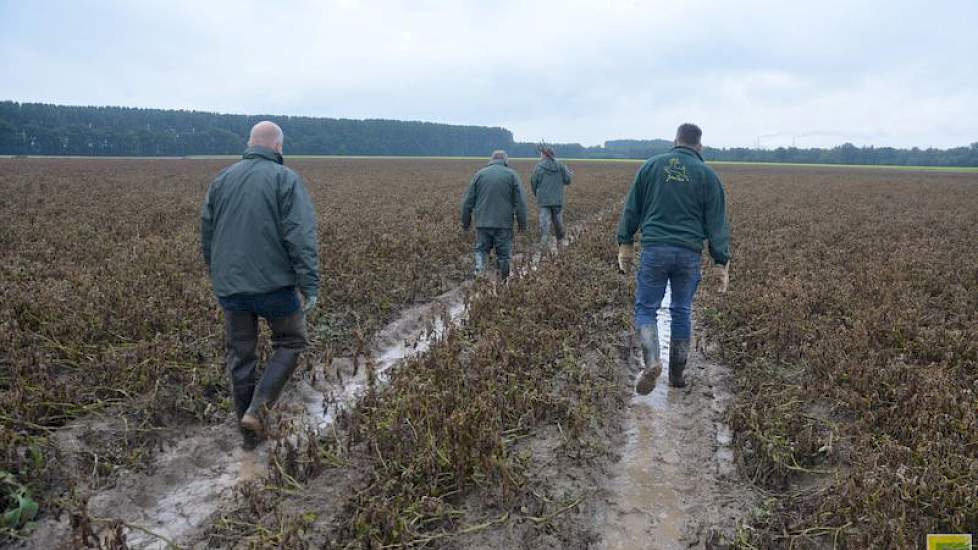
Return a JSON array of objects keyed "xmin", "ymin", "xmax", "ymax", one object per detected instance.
[{"xmin": 1, "ymin": 158, "xmax": 976, "ymax": 548}]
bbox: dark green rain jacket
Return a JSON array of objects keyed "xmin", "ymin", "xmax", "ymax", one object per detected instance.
[
  {"xmin": 201, "ymin": 146, "xmax": 321, "ymax": 298},
  {"xmin": 617, "ymin": 146, "xmax": 731, "ymax": 265},
  {"xmin": 530, "ymin": 158, "xmax": 574, "ymax": 207},
  {"xmin": 461, "ymin": 159, "xmax": 529, "ymax": 230}
]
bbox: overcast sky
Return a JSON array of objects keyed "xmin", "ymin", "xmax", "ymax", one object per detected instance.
[{"xmin": 2, "ymin": 0, "xmax": 977, "ymax": 148}]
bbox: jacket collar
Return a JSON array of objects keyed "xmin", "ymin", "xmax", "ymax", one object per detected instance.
[
  {"xmin": 487, "ymin": 158, "xmax": 508, "ymax": 167},
  {"xmin": 242, "ymin": 146, "xmax": 284, "ymax": 165},
  {"xmin": 672, "ymin": 145, "xmax": 703, "ymax": 161}
]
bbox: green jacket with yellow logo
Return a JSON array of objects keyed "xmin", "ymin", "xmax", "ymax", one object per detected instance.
[{"xmin": 616, "ymin": 146, "xmax": 730, "ymax": 265}]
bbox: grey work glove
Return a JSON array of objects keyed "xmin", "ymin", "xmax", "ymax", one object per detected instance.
[
  {"xmin": 302, "ymin": 294, "xmax": 318, "ymax": 315},
  {"xmin": 617, "ymin": 244, "xmax": 634, "ymax": 274}
]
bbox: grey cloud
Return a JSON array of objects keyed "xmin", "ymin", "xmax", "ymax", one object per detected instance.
[{"xmin": 2, "ymin": 0, "xmax": 976, "ymax": 148}]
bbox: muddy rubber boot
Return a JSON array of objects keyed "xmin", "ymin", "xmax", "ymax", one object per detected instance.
[
  {"xmin": 231, "ymin": 383, "xmax": 255, "ymax": 421},
  {"xmin": 225, "ymin": 311, "xmax": 261, "ymax": 448},
  {"xmin": 669, "ymin": 338, "xmax": 690, "ymax": 388},
  {"xmin": 474, "ymin": 251, "xmax": 487, "ymax": 278},
  {"xmin": 635, "ymin": 324, "xmax": 662, "ymax": 395},
  {"xmin": 233, "ymin": 383, "xmax": 261, "ymax": 449},
  {"xmin": 241, "ymin": 312, "xmax": 308, "ymax": 438},
  {"xmin": 238, "ymin": 425, "xmax": 262, "ymax": 450}
]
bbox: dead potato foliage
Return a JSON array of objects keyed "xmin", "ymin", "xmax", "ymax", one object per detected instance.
[{"xmin": 699, "ymin": 166, "xmax": 978, "ymax": 548}]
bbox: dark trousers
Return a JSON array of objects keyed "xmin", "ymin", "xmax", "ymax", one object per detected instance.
[
  {"xmin": 474, "ymin": 228, "xmax": 514, "ymax": 279},
  {"xmin": 219, "ymin": 287, "xmax": 308, "ymax": 419}
]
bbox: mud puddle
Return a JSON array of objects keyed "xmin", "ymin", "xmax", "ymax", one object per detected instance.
[
  {"xmin": 19, "ymin": 287, "xmax": 470, "ymax": 549},
  {"xmin": 19, "ymin": 219, "xmax": 597, "ymax": 549},
  {"xmin": 598, "ymin": 286, "xmax": 752, "ymax": 550}
]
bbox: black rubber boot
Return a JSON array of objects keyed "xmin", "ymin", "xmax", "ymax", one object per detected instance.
[
  {"xmin": 241, "ymin": 311, "xmax": 308, "ymax": 437},
  {"xmin": 669, "ymin": 338, "xmax": 690, "ymax": 388},
  {"xmin": 635, "ymin": 324, "xmax": 662, "ymax": 395},
  {"xmin": 225, "ymin": 311, "xmax": 261, "ymax": 449}
]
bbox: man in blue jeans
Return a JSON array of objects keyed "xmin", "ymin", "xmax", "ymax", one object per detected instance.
[
  {"xmin": 461, "ymin": 150, "xmax": 529, "ymax": 279},
  {"xmin": 616, "ymin": 123, "xmax": 730, "ymax": 393},
  {"xmin": 201, "ymin": 121, "xmax": 320, "ymax": 448}
]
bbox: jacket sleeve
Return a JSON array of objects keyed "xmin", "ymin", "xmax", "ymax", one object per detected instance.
[
  {"xmin": 530, "ymin": 165, "xmax": 541, "ymax": 196},
  {"xmin": 513, "ymin": 173, "xmax": 529, "ymax": 231},
  {"xmin": 280, "ymin": 172, "xmax": 321, "ymax": 298},
  {"xmin": 703, "ymin": 170, "xmax": 731, "ymax": 265},
  {"xmin": 616, "ymin": 164, "xmax": 646, "ymax": 245},
  {"xmin": 562, "ymin": 162, "xmax": 574, "ymax": 185},
  {"xmin": 461, "ymin": 174, "xmax": 478, "ymax": 229},
  {"xmin": 200, "ymin": 182, "xmax": 215, "ymax": 272}
]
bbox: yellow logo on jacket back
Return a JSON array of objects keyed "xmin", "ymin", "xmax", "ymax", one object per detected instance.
[{"xmin": 663, "ymin": 158, "xmax": 690, "ymax": 183}]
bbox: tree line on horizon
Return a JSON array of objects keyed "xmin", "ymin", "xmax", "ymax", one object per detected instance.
[{"xmin": 1, "ymin": 101, "xmax": 976, "ymax": 167}]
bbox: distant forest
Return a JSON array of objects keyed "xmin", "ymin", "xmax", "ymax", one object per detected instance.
[{"xmin": 2, "ymin": 101, "xmax": 977, "ymax": 166}]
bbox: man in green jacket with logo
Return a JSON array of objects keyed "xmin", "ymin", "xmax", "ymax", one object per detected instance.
[
  {"xmin": 201, "ymin": 121, "xmax": 320, "ymax": 448},
  {"xmin": 616, "ymin": 123, "xmax": 730, "ymax": 393},
  {"xmin": 461, "ymin": 150, "xmax": 529, "ymax": 280},
  {"xmin": 530, "ymin": 145, "xmax": 574, "ymax": 251}
]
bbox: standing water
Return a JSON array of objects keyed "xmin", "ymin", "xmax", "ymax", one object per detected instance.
[
  {"xmin": 598, "ymin": 278, "xmax": 745, "ymax": 550},
  {"xmin": 68, "ymin": 287, "xmax": 471, "ymax": 549}
]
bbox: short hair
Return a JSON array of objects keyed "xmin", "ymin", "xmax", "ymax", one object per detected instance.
[
  {"xmin": 491, "ymin": 150, "xmax": 508, "ymax": 161},
  {"xmin": 675, "ymin": 123, "xmax": 702, "ymax": 146}
]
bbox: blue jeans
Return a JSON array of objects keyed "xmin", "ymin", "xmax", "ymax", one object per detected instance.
[
  {"xmin": 539, "ymin": 206, "xmax": 565, "ymax": 245},
  {"xmin": 475, "ymin": 228, "xmax": 513, "ymax": 279},
  {"xmin": 635, "ymin": 245, "xmax": 702, "ymax": 340},
  {"xmin": 218, "ymin": 286, "xmax": 301, "ymax": 320}
]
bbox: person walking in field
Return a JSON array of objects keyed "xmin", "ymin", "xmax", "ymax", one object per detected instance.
[
  {"xmin": 200, "ymin": 120, "xmax": 320, "ymax": 448},
  {"xmin": 530, "ymin": 145, "xmax": 574, "ymax": 251},
  {"xmin": 617, "ymin": 123, "xmax": 730, "ymax": 393},
  {"xmin": 461, "ymin": 150, "xmax": 529, "ymax": 280}
]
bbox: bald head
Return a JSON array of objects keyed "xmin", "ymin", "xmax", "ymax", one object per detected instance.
[
  {"xmin": 248, "ymin": 121, "xmax": 285, "ymax": 153},
  {"xmin": 491, "ymin": 150, "xmax": 508, "ymax": 162}
]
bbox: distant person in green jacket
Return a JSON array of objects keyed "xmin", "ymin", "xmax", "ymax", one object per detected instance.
[
  {"xmin": 461, "ymin": 150, "xmax": 529, "ymax": 280},
  {"xmin": 616, "ymin": 123, "xmax": 730, "ymax": 393},
  {"xmin": 201, "ymin": 120, "xmax": 320, "ymax": 448},
  {"xmin": 530, "ymin": 145, "xmax": 574, "ymax": 251}
]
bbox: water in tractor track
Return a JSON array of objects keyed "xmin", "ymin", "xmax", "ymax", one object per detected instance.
[
  {"xmin": 598, "ymin": 284, "xmax": 747, "ymax": 550},
  {"xmin": 22, "ymin": 287, "xmax": 470, "ymax": 550}
]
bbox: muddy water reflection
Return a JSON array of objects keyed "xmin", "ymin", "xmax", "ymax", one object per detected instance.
[{"xmin": 601, "ymin": 285, "xmax": 687, "ymax": 550}]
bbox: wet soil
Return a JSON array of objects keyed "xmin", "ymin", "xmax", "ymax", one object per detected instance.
[
  {"xmin": 12, "ymin": 229, "xmax": 754, "ymax": 550},
  {"xmin": 596, "ymin": 292, "xmax": 755, "ymax": 550},
  {"xmin": 13, "ymin": 287, "xmax": 469, "ymax": 549}
]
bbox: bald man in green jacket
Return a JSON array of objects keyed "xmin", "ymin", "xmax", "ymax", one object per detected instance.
[{"xmin": 201, "ymin": 121, "xmax": 320, "ymax": 448}]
